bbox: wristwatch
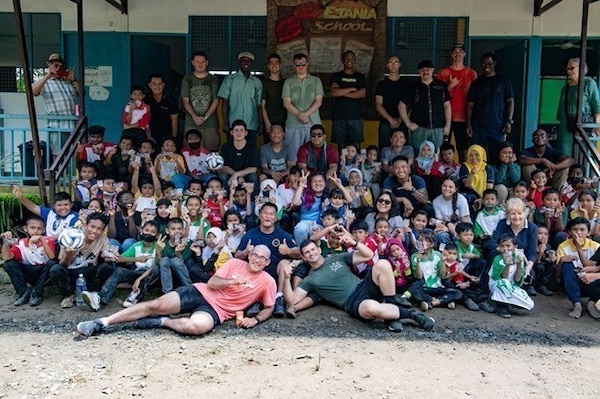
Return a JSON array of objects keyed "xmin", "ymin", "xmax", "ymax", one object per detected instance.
[
  {"xmin": 507, "ymin": 119, "xmax": 514, "ymax": 125},
  {"xmin": 254, "ymin": 315, "xmax": 261, "ymax": 324}
]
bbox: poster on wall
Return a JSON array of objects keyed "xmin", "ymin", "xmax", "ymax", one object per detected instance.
[{"xmin": 267, "ymin": 0, "xmax": 387, "ymax": 119}]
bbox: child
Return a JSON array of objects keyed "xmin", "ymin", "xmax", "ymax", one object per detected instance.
[
  {"xmin": 104, "ymin": 134, "xmax": 135, "ymax": 186},
  {"xmin": 176, "ymin": 129, "xmax": 211, "ymax": 188},
  {"xmin": 531, "ymin": 188, "xmax": 568, "ymax": 248},
  {"xmin": 155, "ymin": 137, "xmax": 186, "ymax": 183},
  {"xmin": 73, "ymin": 161, "xmax": 98, "ymax": 207},
  {"xmin": 385, "ymin": 238, "xmax": 413, "ymax": 308},
  {"xmin": 134, "ymin": 139, "xmax": 156, "ymax": 182},
  {"xmin": 223, "ymin": 209, "xmax": 245, "ymax": 253},
  {"xmin": 231, "ymin": 184, "xmax": 255, "ymax": 226},
  {"xmin": 410, "ymin": 229, "xmax": 462, "ymax": 310},
  {"xmin": 474, "ymin": 189, "xmax": 505, "ymax": 243},
  {"xmin": 431, "ymin": 176, "xmax": 471, "ymax": 244},
  {"xmin": 182, "ymin": 195, "xmax": 204, "ymax": 241},
  {"xmin": 1, "ymin": 215, "xmax": 56, "ymax": 306},
  {"xmin": 200, "ymin": 227, "xmax": 231, "ymax": 271},
  {"xmin": 361, "ymin": 145, "xmax": 382, "ymax": 198},
  {"xmin": 153, "ymin": 198, "xmax": 173, "ymax": 234},
  {"xmin": 413, "ymin": 141, "xmax": 435, "ymax": 178},
  {"xmin": 556, "ymin": 217, "xmax": 600, "ymax": 319},
  {"xmin": 404, "ymin": 210, "xmax": 429, "ymax": 254},
  {"xmin": 345, "ymin": 168, "xmax": 373, "ymax": 212},
  {"xmin": 131, "ymin": 159, "xmax": 162, "ymax": 213},
  {"xmin": 75, "ymin": 199, "xmax": 106, "ymax": 229},
  {"xmin": 560, "ymin": 164, "xmax": 596, "ymax": 207},
  {"xmin": 511, "ymin": 180, "xmax": 535, "ymax": 216},
  {"xmin": 348, "ymin": 220, "xmax": 379, "ymax": 278},
  {"xmin": 489, "ymin": 235, "xmax": 535, "ymax": 318},
  {"xmin": 159, "ymin": 218, "xmax": 193, "ymax": 294},
  {"xmin": 527, "ymin": 169, "xmax": 550, "ymax": 208},
  {"xmin": 309, "ymin": 208, "xmax": 341, "ymax": 243},
  {"xmin": 453, "ymin": 222, "xmax": 487, "ymax": 295},
  {"xmin": 13, "ymin": 187, "xmax": 78, "ymax": 240},
  {"xmin": 441, "ymin": 243, "xmax": 480, "ymax": 311},
  {"xmin": 82, "ymin": 221, "xmax": 162, "ymax": 310},
  {"xmin": 202, "ymin": 177, "xmax": 228, "ymax": 228},
  {"xmin": 338, "ymin": 143, "xmax": 362, "ymax": 184},
  {"xmin": 532, "ymin": 225, "xmax": 557, "ymax": 296},
  {"xmin": 569, "ymin": 189, "xmax": 600, "ymax": 238},
  {"xmin": 76, "ymin": 125, "xmax": 115, "ymax": 178},
  {"xmin": 370, "ymin": 217, "xmax": 391, "ymax": 259},
  {"xmin": 431, "ymin": 142, "xmax": 461, "ymax": 180},
  {"xmin": 122, "ymin": 84, "xmax": 150, "ymax": 131},
  {"xmin": 381, "ymin": 128, "xmax": 414, "ymax": 175}
]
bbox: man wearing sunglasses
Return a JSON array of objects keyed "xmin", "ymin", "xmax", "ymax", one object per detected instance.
[
  {"xmin": 77, "ymin": 245, "xmax": 276, "ymax": 337},
  {"xmin": 297, "ymin": 124, "xmax": 339, "ymax": 180},
  {"xmin": 282, "ymin": 53, "xmax": 325, "ymax": 157}
]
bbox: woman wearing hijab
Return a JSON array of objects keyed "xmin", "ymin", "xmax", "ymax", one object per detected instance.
[
  {"xmin": 413, "ymin": 140, "xmax": 437, "ymax": 196},
  {"xmin": 459, "ymin": 144, "xmax": 495, "ymax": 209}
]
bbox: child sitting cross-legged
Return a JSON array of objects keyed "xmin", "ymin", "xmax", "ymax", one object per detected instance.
[
  {"xmin": 385, "ymin": 238, "xmax": 414, "ymax": 308},
  {"xmin": 441, "ymin": 243, "xmax": 480, "ymax": 311}
]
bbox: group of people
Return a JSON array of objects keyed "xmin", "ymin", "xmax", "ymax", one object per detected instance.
[{"xmin": 3, "ymin": 47, "xmax": 600, "ymax": 338}]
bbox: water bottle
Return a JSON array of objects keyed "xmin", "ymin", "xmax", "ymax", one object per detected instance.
[{"xmin": 75, "ymin": 274, "xmax": 87, "ymax": 307}]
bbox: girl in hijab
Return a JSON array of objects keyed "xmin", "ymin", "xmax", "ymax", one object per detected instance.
[
  {"xmin": 413, "ymin": 140, "xmax": 437, "ymax": 196},
  {"xmin": 459, "ymin": 144, "xmax": 495, "ymax": 210}
]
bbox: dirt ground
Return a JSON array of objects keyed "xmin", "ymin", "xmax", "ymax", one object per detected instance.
[{"xmin": 1, "ymin": 281, "xmax": 599, "ymax": 399}]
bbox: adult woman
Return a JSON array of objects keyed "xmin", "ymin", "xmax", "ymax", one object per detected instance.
[
  {"xmin": 365, "ymin": 190, "xmax": 404, "ymax": 234},
  {"xmin": 459, "ymin": 144, "xmax": 495, "ymax": 208},
  {"xmin": 292, "ymin": 171, "xmax": 327, "ymax": 244},
  {"xmin": 493, "ymin": 141, "xmax": 521, "ymax": 204},
  {"xmin": 556, "ymin": 57, "xmax": 600, "ymax": 155},
  {"xmin": 432, "ymin": 176, "xmax": 471, "ymax": 244}
]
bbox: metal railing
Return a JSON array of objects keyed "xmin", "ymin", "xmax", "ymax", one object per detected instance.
[{"xmin": 573, "ymin": 122, "xmax": 600, "ymax": 187}]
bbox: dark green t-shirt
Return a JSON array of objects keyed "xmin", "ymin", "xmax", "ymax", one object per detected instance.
[{"xmin": 298, "ymin": 253, "xmax": 358, "ymax": 308}]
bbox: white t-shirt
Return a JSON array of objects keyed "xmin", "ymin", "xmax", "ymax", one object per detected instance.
[{"xmin": 432, "ymin": 194, "xmax": 471, "ymax": 223}]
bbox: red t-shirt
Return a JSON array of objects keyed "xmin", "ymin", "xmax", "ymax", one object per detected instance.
[{"xmin": 436, "ymin": 66, "xmax": 477, "ymax": 122}]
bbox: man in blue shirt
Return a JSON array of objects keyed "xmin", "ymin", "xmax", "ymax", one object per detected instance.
[{"xmin": 383, "ymin": 155, "xmax": 431, "ymax": 217}]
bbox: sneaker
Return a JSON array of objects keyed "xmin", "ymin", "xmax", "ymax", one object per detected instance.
[
  {"xmin": 122, "ymin": 290, "xmax": 140, "ymax": 308},
  {"xmin": 496, "ymin": 306, "xmax": 511, "ymax": 318},
  {"xmin": 419, "ymin": 301, "xmax": 431, "ymax": 312},
  {"xmin": 77, "ymin": 319, "xmax": 104, "ymax": 337},
  {"xmin": 28, "ymin": 292, "xmax": 42, "ymax": 307},
  {"xmin": 537, "ymin": 285, "xmax": 553, "ymax": 296},
  {"xmin": 285, "ymin": 306, "xmax": 297, "ymax": 319},
  {"xmin": 385, "ymin": 319, "xmax": 404, "ymax": 332},
  {"xmin": 395, "ymin": 295, "xmax": 412, "ymax": 308},
  {"xmin": 478, "ymin": 299, "xmax": 496, "ymax": 313},
  {"xmin": 410, "ymin": 311, "xmax": 435, "ymax": 331},
  {"xmin": 525, "ymin": 285, "xmax": 537, "ymax": 296},
  {"xmin": 60, "ymin": 295, "xmax": 75, "ymax": 308},
  {"xmin": 273, "ymin": 296, "xmax": 285, "ymax": 318},
  {"xmin": 463, "ymin": 298, "xmax": 479, "ymax": 311},
  {"xmin": 82, "ymin": 291, "xmax": 101, "ymax": 312},
  {"xmin": 246, "ymin": 302, "xmax": 261, "ymax": 317},
  {"xmin": 447, "ymin": 301, "xmax": 456, "ymax": 309},
  {"xmin": 134, "ymin": 317, "xmax": 164, "ymax": 329},
  {"xmin": 14, "ymin": 289, "xmax": 31, "ymax": 306}
]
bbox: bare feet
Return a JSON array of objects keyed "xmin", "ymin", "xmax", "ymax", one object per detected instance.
[
  {"xmin": 586, "ymin": 301, "xmax": 600, "ymax": 320},
  {"xmin": 568, "ymin": 302, "xmax": 583, "ymax": 319}
]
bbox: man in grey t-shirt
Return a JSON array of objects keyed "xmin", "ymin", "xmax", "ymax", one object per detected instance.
[{"xmin": 259, "ymin": 124, "xmax": 297, "ymax": 184}]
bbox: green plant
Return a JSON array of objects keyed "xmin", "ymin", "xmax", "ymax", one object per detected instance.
[{"xmin": 0, "ymin": 193, "xmax": 40, "ymax": 232}]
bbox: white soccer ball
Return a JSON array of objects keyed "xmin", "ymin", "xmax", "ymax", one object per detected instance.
[
  {"xmin": 58, "ymin": 227, "xmax": 85, "ymax": 250},
  {"xmin": 206, "ymin": 152, "xmax": 224, "ymax": 171}
]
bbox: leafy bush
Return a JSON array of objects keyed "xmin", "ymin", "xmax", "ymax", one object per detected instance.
[{"xmin": 0, "ymin": 193, "xmax": 40, "ymax": 233}]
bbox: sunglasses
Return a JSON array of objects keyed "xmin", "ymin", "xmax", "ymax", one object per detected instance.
[
  {"xmin": 310, "ymin": 132, "xmax": 324, "ymax": 137},
  {"xmin": 294, "ymin": 63, "xmax": 307, "ymax": 67},
  {"xmin": 378, "ymin": 199, "xmax": 392, "ymax": 205}
]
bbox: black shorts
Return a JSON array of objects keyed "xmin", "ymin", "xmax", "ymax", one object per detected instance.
[
  {"xmin": 343, "ymin": 268, "xmax": 384, "ymax": 320},
  {"xmin": 176, "ymin": 285, "xmax": 220, "ymax": 326}
]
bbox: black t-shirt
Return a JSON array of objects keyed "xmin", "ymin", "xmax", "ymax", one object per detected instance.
[
  {"xmin": 375, "ymin": 77, "xmax": 405, "ymax": 123},
  {"xmin": 330, "ymin": 70, "xmax": 367, "ymax": 120},
  {"xmin": 221, "ymin": 141, "xmax": 259, "ymax": 172},
  {"xmin": 402, "ymin": 79, "xmax": 450, "ymax": 128},
  {"xmin": 145, "ymin": 93, "xmax": 179, "ymax": 140},
  {"xmin": 113, "ymin": 211, "xmax": 142, "ymax": 243},
  {"xmin": 519, "ymin": 145, "xmax": 566, "ymax": 170},
  {"xmin": 262, "ymin": 78, "xmax": 287, "ymax": 126}
]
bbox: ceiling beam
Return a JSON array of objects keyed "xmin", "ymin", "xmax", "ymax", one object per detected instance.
[
  {"xmin": 534, "ymin": 0, "xmax": 566, "ymax": 16},
  {"xmin": 104, "ymin": 0, "xmax": 128, "ymax": 14}
]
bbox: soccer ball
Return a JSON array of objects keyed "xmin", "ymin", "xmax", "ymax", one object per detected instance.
[
  {"xmin": 206, "ymin": 152, "xmax": 224, "ymax": 171},
  {"xmin": 58, "ymin": 227, "xmax": 85, "ymax": 250}
]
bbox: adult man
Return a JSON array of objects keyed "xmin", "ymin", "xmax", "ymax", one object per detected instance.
[
  {"xmin": 383, "ymin": 155, "xmax": 430, "ymax": 217},
  {"xmin": 296, "ymin": 124, "xmax": 339, "ymax": 180},
  {"xmin": 48, "ymin": 212, "xmax": 115, "ymax": 308},
  {"xmin": 219, "ymin": 119, "xmax": 259, "ymax": 190},
  {"xmin": 399, "ymin": 60, "xmax": 451, "ymax": 153},
  {"xmin": 467, "ymin": 52, "xmax": 514, "ymax": 165},
  {"xmin": 76, "ymin": 245, "xmax": 276, "ymax": 337},
  {"xmin": 218, "ymin": 51, "xmax": 263, "ymax": 148},
  {"xmin": 518, "ymin": 128, "xmax": 575, "ymax": 189},
  {"xmin": 32, "ymin": 53, "xmax": 80, "ymax": 156},
  {"xmin": 282, "ymin": 53, "xmax": 324, "ymax": 157},
  {"xmin": 145, "ymin": 73, "xmax": 179, "ymax": 145},
  {"xmin": 437, "ymin": 43, "xmax": 478, "ymax": 161},
  {"xmin": 181, "ymin": 51, "xmax": 220, "ymax": 152},
  {"xmin": 261, "ymin": 53, "xmax": 287, "ymax": 143},
  {"xmin": 259, "ymin": 124, "xmax": 296, "ymax": 184},
  {"xmin": 375, "ymin": 55, "xmax": 406, "ymax": 152},
  {"xmin": 330, "ymin": 50, "xmax": 367, "ymax": 148},
  {"xmin": 282, "ymin": 238, "xmax": 435, "ymax": 332},
  {"xmin": 235, "ymin": 202, "xmax": 301, "ymax": 317}
]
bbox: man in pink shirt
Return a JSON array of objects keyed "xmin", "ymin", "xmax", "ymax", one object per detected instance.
[{"xmin": 76, "ymin": 245, "xmax": 276, "ymax": 337}]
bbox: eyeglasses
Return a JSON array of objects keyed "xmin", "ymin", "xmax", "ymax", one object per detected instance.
[
  {"xmin": 250, "ymin": 252, "xmax": 269, "ymax": 262},
  {"xmin": 566, "ymin": 66, "xmax": 577, "ymax": 71},
  {"xmin": 294, "ymin": 63, "xmax": 307, "ymax": 67},
  {"xmin": 377, "ymin": 199, "xmax": 392, "ymax": 205},
  {"xmin": 310, "ymin": 132, "xmax": 324, "ymax": 138},
  {"xmin": 532, "ymin": 133, "xmax": 546, "ymax": 139}
]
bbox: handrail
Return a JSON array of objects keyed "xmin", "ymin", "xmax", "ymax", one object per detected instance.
[
  {"xmin": 573, "ymin": 122, "xmax": 600, "ymax": 182},
  {"xmin": 45, "ymin": 115, "xmax": 88, "ymax": 203}
]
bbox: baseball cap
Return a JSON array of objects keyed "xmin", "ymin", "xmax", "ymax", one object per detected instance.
[
  {"xmin": 238, "ymin": 51, "xmax": 255, "ymax": 61},
  {"xmin": 417, "ymin": 59, "xmax": 434, "ymax": 70},
  {"xmin": 452, "ymin": 43, "xmax": 466, "ymax": 51},
  {"xmin": 47, "ymin": 53, "xmax": 65, "ymax": 64}
]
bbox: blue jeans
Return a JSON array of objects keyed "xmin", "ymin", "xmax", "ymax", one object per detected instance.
[
  {"xmin": 561, "ymin": 261, "xmax": 600, "ymax": 303},
  {"xmin": 159, "ymin": 257, "xmax": 192, "ymax": 294},
  {"xmin": 109, "ymin": 238, "xmax": 136, "ymax": 253},
  {"xmin": 294, "ymin": 220, "xmax": 321, "ymax": 245}
]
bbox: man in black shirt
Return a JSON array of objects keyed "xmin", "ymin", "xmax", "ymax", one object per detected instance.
[
  {"xmin": 375, "ymin": 55, "xmax": 406, "ymax": 151},
  {"xmin": 145, "ymin": 73, "xmax": 179, "ymax": 145},
  {"xmin": 220, "ymin": 119, "xmax": 259, "ymax": 192}
]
